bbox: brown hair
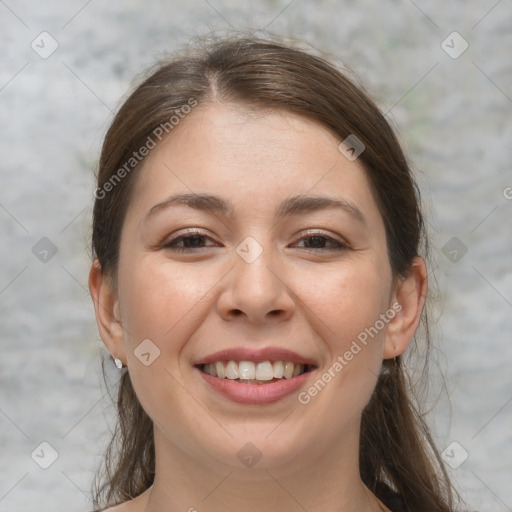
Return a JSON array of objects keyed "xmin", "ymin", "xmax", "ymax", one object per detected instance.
[{"xmin": 91, "ymin": 34, "xmax": 459, "ymax": 511}]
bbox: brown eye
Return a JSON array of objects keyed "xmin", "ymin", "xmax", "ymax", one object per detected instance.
[
  {"xmin": 163, "ymin": 231, "xmax": 219, "ymax": 252},
  {"xmin": 294, "ymin": 233, "xmax": 347, "ymax": 251}
]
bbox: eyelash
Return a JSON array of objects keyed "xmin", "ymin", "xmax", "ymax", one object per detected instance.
[{"xmin": 162, "ymin": 230, "xmax": 348, "ymax": 253}]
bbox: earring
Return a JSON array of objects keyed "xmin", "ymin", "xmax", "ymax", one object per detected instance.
[{"xmin": 114, "ymin": 357, "xmax": 123, "ymax": 369}]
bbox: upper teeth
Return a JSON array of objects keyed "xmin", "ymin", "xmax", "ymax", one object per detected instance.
[{"xmin": 202, "ymin": 361, "xmax": 306, "ymax": 380}]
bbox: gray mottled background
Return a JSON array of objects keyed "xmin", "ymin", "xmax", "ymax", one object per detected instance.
[{"xmin": 1, "ymin": 1, "xmax": 511, "ymax": 511}]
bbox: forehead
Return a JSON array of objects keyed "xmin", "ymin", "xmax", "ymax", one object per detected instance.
[{"xmin": 124, "ymin": 103, "xmax": 383, "ymax": 228}]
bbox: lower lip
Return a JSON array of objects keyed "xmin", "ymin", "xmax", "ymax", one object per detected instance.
[{"xmin": 196, "ymin": 367, "xmax": 316, "ymax": 404}]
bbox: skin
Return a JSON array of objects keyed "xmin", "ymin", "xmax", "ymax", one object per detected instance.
[{"xmin": 89, "ymin": 102, "xmax": 427, "ymax": 512}]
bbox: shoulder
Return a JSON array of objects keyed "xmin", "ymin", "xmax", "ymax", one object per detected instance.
[
  {"xmin": 90, "ymin": 505, "xmax": 125, "ymax": 512},
  {"xmin": 90, "ymin": 493, "xmax": 148, "ymax": 512}
]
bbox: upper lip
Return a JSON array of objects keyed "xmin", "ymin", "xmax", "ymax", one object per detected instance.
[{"xmin": 193, "ymin": 347, "xmax": 318, "ymax": 367}]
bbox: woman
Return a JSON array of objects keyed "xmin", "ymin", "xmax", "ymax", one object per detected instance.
[{"xmin": 88, "ymin": 34, "xmax": 460, "ymax": 512}]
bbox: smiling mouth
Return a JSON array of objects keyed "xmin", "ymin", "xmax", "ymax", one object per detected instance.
[{"xmin": 197, "ymin": 360, "xmax": 316, "ymax": 384}]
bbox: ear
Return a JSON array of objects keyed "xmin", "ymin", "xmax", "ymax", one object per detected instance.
[
  {"xmin": 383, "ymin": 256, "xmax": 428, "ymax": 359},
  {"xmin": 88, "ymin": 259, "xmax": 126, "ymax": 365}
]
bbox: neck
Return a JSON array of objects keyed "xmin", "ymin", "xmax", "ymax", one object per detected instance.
[{"xmin": 138, "ymin": 426, "xmax": 385, "ymax": 512}]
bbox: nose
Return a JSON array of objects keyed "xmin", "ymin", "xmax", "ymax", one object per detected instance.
[{"xmin": 216, "ymin": 243, "xmax": 295, "ymax": 324}]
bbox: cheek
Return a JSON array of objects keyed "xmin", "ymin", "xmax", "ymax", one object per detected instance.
[
  {"xmin": 116, "ymin": 256, "xmax": 220, "ymax": 441},
  {"xmin": 295, "ymin": 258, "xmax": 392, "ymax": 354},
  {"xmin": 117, "ymin": 254, "xmax": 219, "ymax": 350},
  {"xmin": 293, "ymin": 260, "xmax": 391, "ymax": 422}
]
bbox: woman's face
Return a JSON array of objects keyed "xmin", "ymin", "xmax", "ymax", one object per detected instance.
[{"xmin": 97, "ymin": 102, "xmax": 408, "ymax": 475}]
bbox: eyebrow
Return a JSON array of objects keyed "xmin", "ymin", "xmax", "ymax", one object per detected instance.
[{"xmin": 145, "ymin": 193, "xmax": 366, "ymax": 225}]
